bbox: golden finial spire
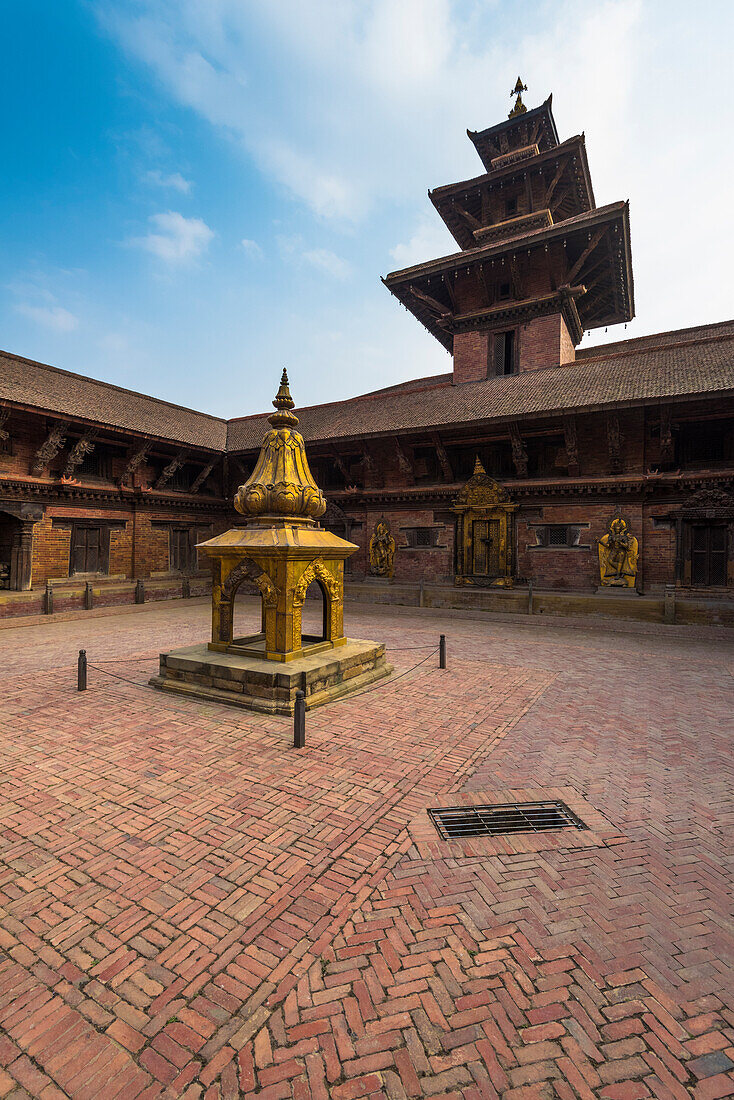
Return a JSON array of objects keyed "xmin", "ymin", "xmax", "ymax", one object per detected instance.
[
  {"xmin": 509, "ymin": 76, "xmax": 528, "ymax": 118},
  {"xmin": 269, "ymin": 368, "xmax": 299, "ymax": 428},
  {"xmin": 234, "ymin": 370, "xmax": 326, "ymax": 521}
]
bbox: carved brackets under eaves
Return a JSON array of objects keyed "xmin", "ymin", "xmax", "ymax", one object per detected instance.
[
  {"xmin": 190, "ymin": 458, "xmax": 218, "ymax": 494},
  {"xmin": 508, "ymin": 423, "xmax": 528, "ymax": 479},
  {"xmin": 432, "ymin": 432, "xmax": 454, "ymax": 483},
  {"xmin": 32, "ymin": 421, "xmax": 69, "ymax": 476},
  {"xmin": 394, "ymin": 438, "xmax": 414, "ymax": 484},
  {"xmin": 155, "ymin": 449, "xmax": 187, "ymax": 490},
  {"xmin": 0, "ymin": 408, "xmax": 10, "ymax": 443},
  {"xmin": 563, "ymin": 415, "xmax": 580, "ymax": 476},
  {"xmin": 606, "ymin": 413, "xmax": 623, "ymax": 474},
  {"xmin": 63, "ymin": 430, "xmax": 96, "ymax": 479},
  {"xmin": 120, "ymin": 444, "xmax": 149, "ymax": 487}
]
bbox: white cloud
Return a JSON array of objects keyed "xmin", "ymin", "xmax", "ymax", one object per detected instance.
[
  {"xmin": 390, "ymin": 214, "xmax": 456, "ymax": 270},
  {"xmin": 241, "ymin": 238, "xmax": 263, "ymax": 258},
  {"xmin": 132, "ymin": 211, "xmax": 214, "ymax": 263},
  {"xmin": 145, "ymin": 169, "xmax": 192, "ymax": 193},
  {"xmin": 15, "ymin": 302, "xmax": 79, "ymax": 332},
  {"xmin": 302, "ymin": 248, "xmax": 351, "ymax": 280},
  {"xmin": 277, "ymin": 235, "xmax": 351, "ymax": 279}
]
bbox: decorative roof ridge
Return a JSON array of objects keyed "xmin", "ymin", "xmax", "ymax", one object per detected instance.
[
  {"xmin": 0, "ymin": 347, "xmax": 227, "ymax": 426},
  {"xmin": 467, "ymin": 94, "xmax": 554, "ymax": 141}
]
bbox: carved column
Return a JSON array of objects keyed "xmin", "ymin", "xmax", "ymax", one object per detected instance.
[
  {"xmin": 32, "ymin": 421, "xmax": 69, "ymax": 475},
  {"xmin": 563, "ymin": 415, "xmax": 580, "ymax": 476},
  {"xmin": 606, "ymin": 413, "xmax": 623, "ymax": 474},
  {"xmin": 63, "ymin": 430, "xmax": 96, "ymax": 479},
  {"xmin": 11, "ymin": 520, "xmax": 35, "ymax": 591},
  {"xmin": 155, "ymin": 450, "xmax": 187, "ymax": 490},
  {"xmin": 508, "ymin": 423, "xmax": 528, "ymax": 478},
  {"xmin": 190, "ymin": 458, "xmax": 218, "ymax": 493}
]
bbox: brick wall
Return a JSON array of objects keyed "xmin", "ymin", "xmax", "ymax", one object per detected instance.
[
  {"xmin": 518, "ymin": 314, "xmax": 576, "ymax": 372},
  {"xmin": 31, "ymin": 515, "xmax": 72, "ymax": 587}
]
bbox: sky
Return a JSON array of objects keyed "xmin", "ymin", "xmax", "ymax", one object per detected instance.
[{"xmin": 1, "ymin": 0, "xmax": 732, "ymax": 419}]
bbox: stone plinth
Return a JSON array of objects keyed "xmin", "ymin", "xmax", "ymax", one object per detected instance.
[{"xmin": 150, "ymin": 639, "xmax": 392, "ymax": 715}]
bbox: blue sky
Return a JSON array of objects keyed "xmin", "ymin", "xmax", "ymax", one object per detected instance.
[{"xmin": 2, "ymin": 0, "xmax": 732, "ymax": 418}]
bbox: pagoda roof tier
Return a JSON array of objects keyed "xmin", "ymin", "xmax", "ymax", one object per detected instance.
[
  {"xmin": 429, "ymin": 135, "xmax": 595, "ymax": 250},
  {"xmin": 468, "ymin": 96, "xmax": 559, "ymax": 169},
  {"xmin": 382, "ymin": 202, "xmax": 634, "ymax": 351}
]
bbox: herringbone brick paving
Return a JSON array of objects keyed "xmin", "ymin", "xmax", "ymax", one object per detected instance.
[{"xmin": 0, "ymin": 600, "xmax": 732, "ymax": 1098}]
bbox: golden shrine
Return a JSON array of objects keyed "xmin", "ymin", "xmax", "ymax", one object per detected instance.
[
  {"xmin": 453, "ymin": 457, "xmax": 517, "ymax": 587},
  {"xmin": 150, "ymin": 372, "xmax": 391, "ymax": 713}
]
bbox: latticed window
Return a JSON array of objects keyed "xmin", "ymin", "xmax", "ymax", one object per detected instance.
[
  {"xmin": 404, "ymin": 527, "xmax": 439, "ymax": 549},
  {"xmin": 533, "ymin": 525, "xmax": 582, "ymax": 549}
]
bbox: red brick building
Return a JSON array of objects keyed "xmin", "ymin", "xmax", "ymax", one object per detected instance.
[{"xmin": 1, "ymin": 94, "xmax": 733, "ymax": 622}]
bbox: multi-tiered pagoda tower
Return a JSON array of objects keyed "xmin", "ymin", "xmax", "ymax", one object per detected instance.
[{"xmin": 384, "ymin": 83, "xmax": 634, "ymax": 383}]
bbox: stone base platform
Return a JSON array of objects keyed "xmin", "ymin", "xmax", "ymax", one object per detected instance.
[{"xmin": 149, "ymin": 639, "xmax": 392, "ymax": 715}]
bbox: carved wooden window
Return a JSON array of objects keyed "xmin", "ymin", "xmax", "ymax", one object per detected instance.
[
  {"xmin": 491, "ymin": 330, "xmax": 516, "ymax": 376},
  {"xmin": 690, "ymin": 524, "xmax": 728, "ymax": 587},
  {"xmin": 170, "ymin": 527, "xmax": 195, "ymax": 573},
  {"xmin": 497, "ymin": 281, "xmax": 512, "ymax": 300},
  {"xmin": 70, "ymin": 525, "xmax": 108, "ymax": 575}
]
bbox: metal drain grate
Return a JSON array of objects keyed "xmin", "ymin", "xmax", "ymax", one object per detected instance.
[{"xmin": 428, "ymin": 800, "xmax": 587, "ymax": 840}]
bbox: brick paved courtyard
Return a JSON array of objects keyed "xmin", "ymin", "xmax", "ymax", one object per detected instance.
[{"xmin": 1, "ymin": 599, "xmax": 732, "ymax": 1100}]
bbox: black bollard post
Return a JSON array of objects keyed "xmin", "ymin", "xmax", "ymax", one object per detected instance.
[
  {"xmin": 439, "ymin": 634, "xmax": 447, "ymax": 669},
  {"xmin": 77, "ymin": 649, "xmax": 87, "ymax": 691},
  {"xmin": 84, "ymin": 582, "xmax": 93, "ymax": 610},
  {"xmin": 182, "ymin": 577, "xmax": 191, "ymax": 600},
  {"xmin": 294, "ymin": 690, "xmax": 306, "ymax": 748},
  {"xmin": 135, "ymin": 579, "xmax": 145, "ymax": 604},
  {"xmin": 45, "ymin": 580, "xmax": 53, "ymax": 615}
]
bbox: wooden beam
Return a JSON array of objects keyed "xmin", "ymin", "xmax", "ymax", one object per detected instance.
[
  {"xmin": 409, "ymin": 284, "xmax": 450, "ymax": 316},
  {"xmin": 566, "ymin": 228, "xmax": 606, "ymax": 286},
  {"xmin": 544, "ymin": 162, "xmax": 564, "ymax": 207},
  {"xmin": 442, "ymin": 273, "xmax": 458, "ymax": 313},
  {"xmin": 453, "ymin": 202, "xmax": 481, "ymax": 230}
]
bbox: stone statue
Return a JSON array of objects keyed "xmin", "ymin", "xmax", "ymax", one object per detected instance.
[
  {"xmin": 598, "ymin": 516, "xmax": 638, "ymax": 588},
  {"xmin": 369, "ymin": 520, "xmax": 396, "ymax": 579}
]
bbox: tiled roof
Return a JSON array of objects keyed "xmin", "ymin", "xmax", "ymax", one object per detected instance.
[
  {"xmin": 2, "ymin": 321, "xmax": 732, "ymax": 457},
  {"xmin": 226, "ymin": 325, "xmax": 734, "ymax": 451},
  {"xmin": 0, "ymin": 350, "xmax": 227, "ymax": 450}
]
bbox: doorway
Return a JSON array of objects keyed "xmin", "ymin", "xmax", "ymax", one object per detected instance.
[{"xmin": 300, "ymin": 579, "xmax": 327, "ymax": 643}]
